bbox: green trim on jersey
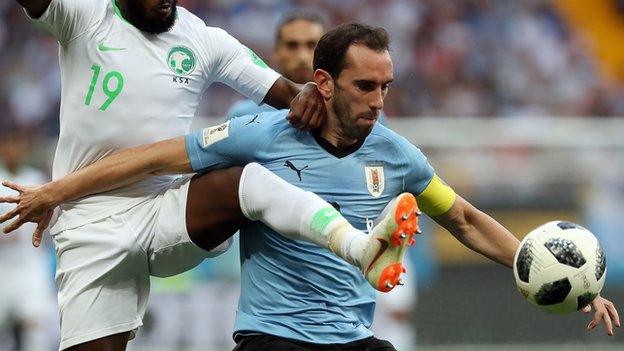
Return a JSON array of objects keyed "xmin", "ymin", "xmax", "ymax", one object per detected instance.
[
  {"xmin": 112, "ymin": 0, "xmax": 130, "ymax": 24},
  {"xmin": 245, "ymin": 47, "xmax": 269, "ymax": 69}
]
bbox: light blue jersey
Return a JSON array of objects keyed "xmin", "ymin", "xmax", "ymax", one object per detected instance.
[
  {"xmin": 226, "ymin": 99, "xmax": 389, "ymax": 126},
  {"xmin": 185, "ymin": 111, "xmax": 434, "ymax": 344}
]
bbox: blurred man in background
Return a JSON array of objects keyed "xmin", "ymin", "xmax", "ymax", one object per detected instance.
[
  {"xmin": 227, "ymin": 10, "xmax": 327, "ymax": 118},
  {"xmin": 0, "ymin": 129, "xmax": 57, "ymax": 351}
]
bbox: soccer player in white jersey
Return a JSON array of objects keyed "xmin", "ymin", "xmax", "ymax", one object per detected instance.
[
  {"xmin": 0, "ymin": 130, "xmax": 57, "ymax": 351},
  {"xmin": 13, "ymin": 0, "xmax": 333, "ymax": 349}
]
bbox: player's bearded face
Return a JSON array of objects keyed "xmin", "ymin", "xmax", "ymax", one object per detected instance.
[
  {"xmin": 328, "ymin": 46, "xmax": 392, "ymax": 141},
  {"xmin": 331, "ymin": 83, "xmax": 378, "ymax": 140},
  {"xmin": 126, "ymin": 0, "xmax": 178, "ymax": 34}
]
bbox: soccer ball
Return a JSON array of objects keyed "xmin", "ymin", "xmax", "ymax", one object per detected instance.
[{"xmin": 513, "ymin": 221, "xmax": 607, "ymax": 314}]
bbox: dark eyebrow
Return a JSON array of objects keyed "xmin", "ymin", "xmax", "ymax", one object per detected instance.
[{"xmin": 354, "ymin": 79, "xmax": 394, "ymax": 87}]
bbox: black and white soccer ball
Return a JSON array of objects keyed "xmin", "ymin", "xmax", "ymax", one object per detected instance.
[{"xmin": 513, "ymin": 221, "xmax": 607, "ymax": 314}]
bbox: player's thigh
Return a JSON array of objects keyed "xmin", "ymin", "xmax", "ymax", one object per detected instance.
[
  {"xmin": 53, "ymin": 216, "xmax": 149, "ymax": 350},
  {"xmin": 148, "ymin": 172, "xmax": 241, "ymax": 278},
  {"xmin": 186, "ymin": 167, "xmax": 248, "ymax": 250}
]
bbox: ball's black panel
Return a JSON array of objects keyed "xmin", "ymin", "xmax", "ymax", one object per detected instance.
[
  {"xmin": 577, "ymin": 292, "xmax": 598, "ymax": 311},
  {"xmin": 535, "ymin": 278, "xmax": 572, "ymax": 305},
  {"xmin": 595, "ymin": 244, "xmax": 607, "ymax": 281},
  {"xmin": 544, "ymin": 237, "xmax": 586, "ymax": 268},
  {"xmin": 557, "ymin": 221, "xmax": 587, "ymax": 231},
  {"xmin": 557, "ymin": 221, "xmax": 578, "ymax": 230},
  {"xmin": 516, "ymin": 239, "xmax": 534, "ymax": 283}
]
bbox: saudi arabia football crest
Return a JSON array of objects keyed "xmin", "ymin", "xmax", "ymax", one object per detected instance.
[{"xmin": 365, "ymin": 166, "xmax": 385, "ymax": 198}]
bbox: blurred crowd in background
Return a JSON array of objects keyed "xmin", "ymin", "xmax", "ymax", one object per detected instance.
[{"xmin": 2, "ymin": 0, "xmax": 624, "ymax": 136}]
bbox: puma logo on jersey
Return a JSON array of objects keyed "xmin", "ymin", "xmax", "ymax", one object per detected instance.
[
  {"xmin": 97, "ymin": 40, "xmax": 126, "ymax": 52},
  {"xmin": 284, "ymin": 160, "xmax": 308, "ymax": 181},
  {"xmin": 245, "ymin": 114, "xmax": 260, "ymax": 125}
]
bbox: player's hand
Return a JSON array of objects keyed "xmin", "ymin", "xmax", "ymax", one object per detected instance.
[
  {"xmin": 582, "ymin": 295, "xmax": 620, "ymax": 336},
  {"xmin": 0, "ymin": 180, "xmax": 56, "ymax": 247},
  {"xmin": 286, "ymin": 82, "xmax": 326, "ymax": 131}
]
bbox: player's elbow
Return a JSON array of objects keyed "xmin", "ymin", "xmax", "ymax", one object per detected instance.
[{"xmin": 438, "ymin": 196, "xmax": 478, "ymax": 240}]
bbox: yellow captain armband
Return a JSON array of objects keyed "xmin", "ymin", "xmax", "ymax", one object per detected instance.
[{"xmin": 416, "ymin": 174, "xmax": 456, "ymax": 216}]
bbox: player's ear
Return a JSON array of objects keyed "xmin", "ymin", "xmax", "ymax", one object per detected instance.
[{"xmin": 314, "ymin": 69, "xmax": 333, "ymax": 100}]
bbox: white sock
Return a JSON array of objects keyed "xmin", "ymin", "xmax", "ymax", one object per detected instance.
[{"xmin": 238, "ymin": 163, "xmax": 367, "ymax": 265}]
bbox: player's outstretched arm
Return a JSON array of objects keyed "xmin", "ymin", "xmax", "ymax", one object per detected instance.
[
  {"xmin": 0, "ymin": 137, "xmax": 190, "ymax": 243},
  {"xmin": 17, "ymin": 0, "xmax": 51, "ymax": 18},
  {"xmin": 432, "ymin": 196, "xmax": 620, "ymax": 335},
  {"xmin": 432, "ymin": 195, "xmax": 519, "ymax": 267}
]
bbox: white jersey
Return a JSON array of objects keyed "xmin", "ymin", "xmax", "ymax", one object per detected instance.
[
  {"xmin": 0, "ymin": 166, "xmax": 50, "ymax": 269},
  {"xmin": 28, "ymin": 0, "xmax": 280, "ymax": 233}
]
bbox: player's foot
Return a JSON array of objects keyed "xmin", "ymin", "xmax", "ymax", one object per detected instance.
[{"xmin": 361, "ymin": 193, "xmax": 420, "ymax": 292}]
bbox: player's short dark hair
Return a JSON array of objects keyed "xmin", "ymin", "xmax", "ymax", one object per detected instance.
[
  {"xmin": 313, "ymin": 23, "xmax": 390, "ymax": 79},
  {"xmin": 275, "ymin": 10, "xmax": 327, "ymax": 42}
]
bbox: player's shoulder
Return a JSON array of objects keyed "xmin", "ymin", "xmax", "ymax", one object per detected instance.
[
  {"xmin": 224, "ymin": 110, "xmax": 290, "ymax": 149},
  {"xmin": 73, "ymin": 0, "xmax": 110, "ymax": 24},
  {"xmin": 230, "ymin": 109, "xmax": 289, "ymax": 130},
  {"xmin": 173, "ymin": 6, "xmax": 208, "ymax": 31},
  {"xmin": 175, "ymin": 8, "xmax": 231, "ymax": 39},
  {"xmin": 367, "ymin": 123, "xmax": 411, "ymax": 148},
  {"xmin": 367, "ymin": 123, "xmax": 427, "ymax": 161}
]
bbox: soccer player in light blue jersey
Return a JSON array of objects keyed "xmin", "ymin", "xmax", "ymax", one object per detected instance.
[{"xmin": 2, "ymin": 23, "xmax": 619, "ymax": 351}]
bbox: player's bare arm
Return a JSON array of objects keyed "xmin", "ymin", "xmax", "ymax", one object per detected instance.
[
  {"xmin": 431, "ymin": 194, "xmax": 620, "ymax": 335},
  {"xmin": 264, "ymin": 78, "xmax": 325, "ymax": 131},
  {"xmin": 0, "ymin": 137, "xmax": 189, "ymax": 243},
  {"xmin": 17, "ymin": 0, "xmax": 51, "ymax": 18},
  {"xmin": 432, "ymin": 195, "xmax": 519, "ymax": 267}
]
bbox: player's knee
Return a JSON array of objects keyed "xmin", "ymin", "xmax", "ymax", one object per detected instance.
[{"xmin": 188, "ymin": 227, "xmax": 237, "ymax": 252}]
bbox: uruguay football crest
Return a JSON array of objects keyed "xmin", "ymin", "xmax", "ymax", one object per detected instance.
[{"xmin": 364, "ymin": 166, "xmax": 385, "ymax": 198}]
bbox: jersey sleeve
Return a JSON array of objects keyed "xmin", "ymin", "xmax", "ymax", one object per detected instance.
[
  {"xmin": 397, "ymin": 137, "xmax": 457, "ymax": 216},
  {"xmin": 24, "ymin": 0, "xmax": 102, "ymax": 44},
  {"xmin": 204, "ymin": 28, "xmax": 281, "ymax": 105},
  {"xmin": 184, "ymin": 112, "xmax": 278, "ymax": 173}
]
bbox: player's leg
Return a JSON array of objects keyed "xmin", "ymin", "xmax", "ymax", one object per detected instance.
[
  {"xmin": 183, "ymin": 164, "xmax": 368, "ymax": 261},
  {"xmin": 53, "ymin": 213, "xmax": 151, "ymax": 351},
  {"xmin": 182, "ymin": 163, "xmax": 419, "ymax": 291}
]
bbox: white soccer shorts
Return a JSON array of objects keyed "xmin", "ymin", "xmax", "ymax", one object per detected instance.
[{"xmin": 52, "ymin": 177, "xmax": 232, "ymax": 350}]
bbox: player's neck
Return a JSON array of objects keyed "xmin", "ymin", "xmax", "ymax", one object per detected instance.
[{"xmin": 319, "ymin": 115, "xmax": 360, "ymax": 150}]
